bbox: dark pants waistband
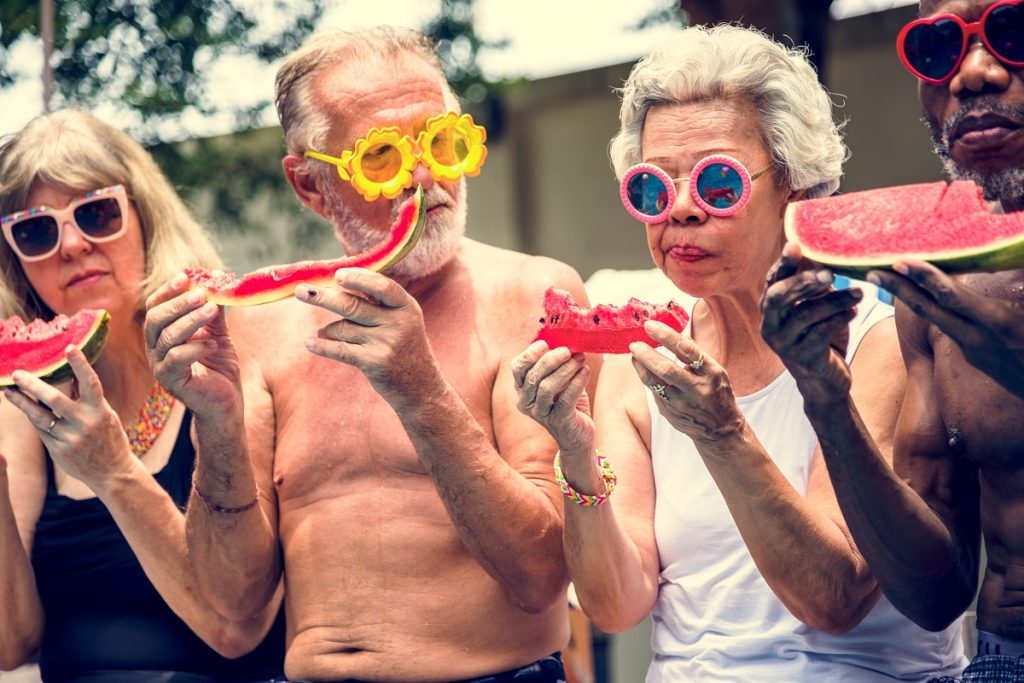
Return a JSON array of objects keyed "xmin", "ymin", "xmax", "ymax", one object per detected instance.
[
  {"xmin": 281, "ymin": 652, "xmax": 565, "ymax": 683},
  {"xmin": 978, "ymin": 629, "xmax": 1024, "ymax": 657}
]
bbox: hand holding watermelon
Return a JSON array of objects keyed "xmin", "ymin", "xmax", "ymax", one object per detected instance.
[
  {"xmin": 511, "ymin": 341, "xmax": 595, "ymax": 457},
  {"xmin": 143, "ymin": 273, "xmax": 244, "ymax": 421},
  {"xmin": 866, "ymin": 260, "xmax": 1024, "ymax": 400},
  {"xmin": 760, "ymin": 243, "xmax": 857, "ymax": 404}
]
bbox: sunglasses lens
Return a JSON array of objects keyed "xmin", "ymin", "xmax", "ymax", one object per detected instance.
[
  {"xmin": 74, "ymin": 197, "xmax": 123, "ymax": 239},
  {"xmin": 360, "ymin": 143, "xmax": 405, "ymax": 183},
  {"xmin": 695, "ymin": 162, "xmax": 745, "ymax": 210},
  {"xmin": 10, "ymin": 216, "xmax": 60, "ymax": 258},
  {"xmin": 625, "ymin": 171, "xmax": 671, "ymax": 218},
  {"xmin": 986, "ymin": 3, "xmax": 1024, "ymax": 63},
  {"xmin": 903, "ymin": 19, "xmax": 964, "ymax": 81},
  {"xmin": 430, "ymin": 124, "xmax": 473, "ymax": 167}
]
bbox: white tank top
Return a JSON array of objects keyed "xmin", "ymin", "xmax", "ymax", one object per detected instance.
[{"xmin": 646, "ymin": 290, "xmax": 967, "ymax": 682}]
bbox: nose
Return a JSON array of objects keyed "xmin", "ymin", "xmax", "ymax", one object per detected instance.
[
  {"xmin": 410, "ymin": 160, "xmax": 436, "ymax": 192},
  {"xmin": 950, "ymin": 39, "xmax": 1011, "ymax": 97},
  {"xmin": 58, "ymin": 218, "xmax": 92, "ymax": 259},
  {"xmin": 667, "ymin": 180, "xmax": 708, "ymax": 226}
]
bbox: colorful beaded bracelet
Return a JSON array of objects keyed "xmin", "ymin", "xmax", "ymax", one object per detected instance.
[{"xmin": 554, "ymin": 450, "xmax": 617, "ymax": 507}]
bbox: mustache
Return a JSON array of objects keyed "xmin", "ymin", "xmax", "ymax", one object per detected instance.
[
  {"xmin": 934, "ymin": 96, "xmax": 1024, "ymax": 145},
  {"xmin": 390, "ymin": 186, "xmax": 450, "ymax": 221}
]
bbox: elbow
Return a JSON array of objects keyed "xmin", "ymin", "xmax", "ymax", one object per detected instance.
[
  {"xmin": 511, "ymin": 572, "xmax": 571, "ymax": 615},
  {"xmin": 785, "ymin": 571, "xmax": 879, "ymax": 635},
  {"xmin": 205, "ymin": 631, "xmax": 260, "ymax": 660},
  {"xmin": 0, "ymin": 643, "xmax": 36, "ymax": 672}
]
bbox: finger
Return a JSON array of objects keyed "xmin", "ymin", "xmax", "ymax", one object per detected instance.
[
  {"xmin": 297, "ymin": 285, "xmax": 386, "ymax": 327},
  {"xmin": 797, "ymin": 308, "xmax": 856, "ymax": 349},
  {"xmin": 644, "ymin": 320, "xmax": 709, "ymax": 369},
  {"xmin": 867, "ymin": 269, "xmax": 975, "ymax": 336},
  {"xmin": 770, "ymin": 289, "xmax": 862, "ymax": 348},
  {"xmin": 144, "ymin": 272, "xmax": 191, "ymax": 312},
  {"xmin": 893, "ymin": 260, "xmax": 995, "ymax": 321},
  {"xmin": 162, "ymin": 340, "xmax": 221, "ymax": 375},
  {"xmin": 65, "ymin": 346, "xmax": 105, "ymax": 406},
  {"xmin": 317, "ymin": 319, "xmax": 371, "ymax": 346},
  {"xmin": 765, "ymin": 241, "xmax": 803, "ymax": 286},
  {"xmin": 511, "ymin": 341, "xmax": 550, "ymax": 389},
  {"xmin": 332, "ymin": 268, "xmax": 409, "ymax": 309},
  {"xmin": 761, "ymin": 269, "xmax": 835, "ymax": 323},
  {"xmin": 3, "ymin": 383, "xmax": 61, "ymax": 432},
  {"xmin": 533, "ymin": 353, "xmax": 587, "ymax": 413},
  {"xmin": 145, "ymin": 287, "xmax": 214, "ymax": 355},
  {"xmin": 9, "ymin": 370, "xmax": 74, "ymax": 419},
  {"xmin": 519, "ymin": 347, "xmax": 575, "ymax": 408}
]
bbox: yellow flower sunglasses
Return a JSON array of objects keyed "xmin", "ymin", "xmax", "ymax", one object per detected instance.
[{"xmin": 304, "ymin": 111, "xmax": 488, "ymax": 201}]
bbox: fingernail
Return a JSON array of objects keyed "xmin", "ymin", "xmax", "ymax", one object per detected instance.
[
  {"xmin": 866, "ymin": 273, "xmax": 880, "ymax": 285},
  {"xmin": 187, "ymin": 290, "xmax": 205, "ymax": 305},
  {"xmin": 304, "ymin": 338, "xmax": 316, "ymax": 350},
  {"xmin": 893, "ymin": 263, "xmax": 909, "ymax": 275},
  {"xmin": 201, "ymin": 302, "xmax": 218, "ymax": 316},
  {"xmin": 172, "ymin": 273, "xmax": 188, "ymax": 288},
  {"xmin": 816, "ymin": 270, "xmax": 833, "ymax": 283},
  {"xmin": 851, "ymin": 289, "xmax": 864, "ymax": 300}
]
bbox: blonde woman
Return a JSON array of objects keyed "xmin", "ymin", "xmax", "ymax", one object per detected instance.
[{"xmin": 0, "ymin": 110, "xmax": 284, "ymax": 681}]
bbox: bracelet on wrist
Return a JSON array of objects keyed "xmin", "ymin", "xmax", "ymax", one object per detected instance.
[
  {"xmin": 192, "ymin": 480, "xmax": 259, "ymax": 514},
  {"xmin": 554, "ymin": 449, "xmax": 617, "ymax": 507}
]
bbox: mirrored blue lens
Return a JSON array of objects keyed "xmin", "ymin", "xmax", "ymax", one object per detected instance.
[
  {"xmin": 626, "ymin": 171, "xmax": 670, "ymax": 216},
  {"xmin": 695, "ymin": 162, "xmax": 744, "ymax": 209}
]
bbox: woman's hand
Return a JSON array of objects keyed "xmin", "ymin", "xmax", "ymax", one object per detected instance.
[
  {"xmin": 510, "ymin": 341, "xmax": 594, "ymax": 455},
  {"xmin": 2, "ymin": 347, "xmax": 136, "ymax": 496},
  {"xmin": 630, "ymin": 320, "xmax": 745, "ymax": 448},
  {"xmin": 144, "ymin": 273, "xmax": 242, "ymax": 417},
  {"xmin": 760, "ymin": 242, "xmax": 858, "ymax": 404}
]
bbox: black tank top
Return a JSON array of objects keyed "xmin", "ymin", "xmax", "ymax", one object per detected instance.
[{"xmin": 31, "ymin": 412, "xmax": 286, "ymax": 682}]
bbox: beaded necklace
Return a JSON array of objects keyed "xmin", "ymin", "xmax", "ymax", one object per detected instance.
[{"xmin": 125, "ymin": 382, "xmax": 176, "ymax": 457}]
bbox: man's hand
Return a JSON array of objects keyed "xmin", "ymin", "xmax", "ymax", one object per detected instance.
[
  {"xmin": 144, "ymin": 273, "xmax": 242, "ymax": 418},
  {"xmin": 760, "ymin": 243, "xmax": 858, "ymax": 404},
  {"xmin": 868, "ymin": 259, "xmax": 1024, "ymax": 398},
  {"xmin": 296, "ymin": 268, "xmax": 444, "ymax": 406}
]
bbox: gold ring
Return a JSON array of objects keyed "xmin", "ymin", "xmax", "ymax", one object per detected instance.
[
  {"xmin": 690, "ymin": 353, "xmax": 706, "ymax": 371},
  {"xmin": 45, "ymin": 417, "xmax": 58, "ymax": 434},
  {"xmin": 649, "ymin": 382, "xmax": 670, "ymax": 401}
]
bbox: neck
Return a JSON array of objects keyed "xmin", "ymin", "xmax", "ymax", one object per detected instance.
[
  {"xmin": 93, "ymin": 316, "xmax": 153, "ymax": 410},
  {"xmin": 695, "ymin": 283, "xmax": 785, "ymax": 395}
]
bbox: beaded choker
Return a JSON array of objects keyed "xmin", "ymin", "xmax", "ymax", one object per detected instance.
[{"xmin": 125, "ymin": 382, "xmax": 176, "ymax": 457}]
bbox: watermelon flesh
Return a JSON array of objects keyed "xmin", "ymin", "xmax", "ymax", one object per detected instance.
[
  {"xmin": 534, "ymin": 288, "xmax": 689, "ymax": 354},
  {"xmin": 787, "ymin": 180, "xmax": 1024, "ymax": 275},
  {"xmin": 0, "ymin": 309, "xmax": 111, "ymax": 386},
  {"xmin": 188, "ymin": 186, "xmax": 427, "ymax": 306}
]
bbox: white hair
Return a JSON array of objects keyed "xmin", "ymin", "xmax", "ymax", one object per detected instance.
[{"xmin": 609, "ymin": 24, "xmax": 848, "ymax": 199}]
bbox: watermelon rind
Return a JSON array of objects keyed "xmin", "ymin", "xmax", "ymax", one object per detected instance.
[
  {"xmin": 190, "ymin": 185, "xmax": 428, "ymax": 306},
  {"xmin": 785, "ymin": 181, "xmax": 1024, "ymax": 277},
  {"xmin": 0, "ymin": 309, "xmax": 111, "ymax": 387}
]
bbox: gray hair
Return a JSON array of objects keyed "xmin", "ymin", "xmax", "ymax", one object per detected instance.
[
  {"xmin": 275, "ymin": 26, "xmax": 455, "ymax": 165},
  {"xmin": 609, "ymin": 24, "xmax": 847, "ymax": 199}
]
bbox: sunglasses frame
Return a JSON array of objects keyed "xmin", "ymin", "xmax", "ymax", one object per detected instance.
[
  {"xmin": 897, "ymin": 0, "xmax": 1024, "ymax": 85},
  {"xmin": 305, "ymin": 111, "xmax": 488, "ymax": 201},
  {"xmin": 1, "ymin": 184, "xmax": 130, "ymax": 262},
  {"xmin": 620, "ymin": 154, "xmax": 771, "ymax": 223}
]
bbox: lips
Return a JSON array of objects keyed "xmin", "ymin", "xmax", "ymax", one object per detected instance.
[
  {"xmin": 65, "ymin": 269, "xmax": 107, "ymax": 288},
  {"xmin": 951, "ymin": 113, "xmax": 1023, "ymax": 148},
  {"xmin": 668, "ymin": 245, "xmax": 711, "ymax": 262}
]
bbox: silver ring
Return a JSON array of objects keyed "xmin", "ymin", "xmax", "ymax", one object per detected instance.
[
  {"xmin": 45, "ymin": 416, "xmax": 58, "ymax": 434},
  {"xmin": 649, "ymin": 382, "xmax": 670, "ymax": 401},
  {"xmin": 690, "ymin": 353, "xmax": 706, "ymax": 371}
]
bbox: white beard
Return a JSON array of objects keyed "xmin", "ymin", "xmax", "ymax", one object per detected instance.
[{"xmin": 324, "ymin": 179, "xmax": 466, "ymax": 281}]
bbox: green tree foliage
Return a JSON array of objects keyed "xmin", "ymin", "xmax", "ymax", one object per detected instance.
[{"xmin": 0, "ymin": 0, "xmax": 324, "ymax": 144}]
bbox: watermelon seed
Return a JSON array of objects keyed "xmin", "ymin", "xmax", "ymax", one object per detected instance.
[{"xmin": 593, "ymin": 315, "xmax": 601, "ymax": 324}]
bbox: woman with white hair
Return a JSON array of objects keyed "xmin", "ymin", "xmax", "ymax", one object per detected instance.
[{"xmin": 512, "ymin": 25, "xmax": 966, "ymax": 681}]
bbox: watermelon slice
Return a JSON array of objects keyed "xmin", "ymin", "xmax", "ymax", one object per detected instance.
[
  {"xmin": 787, "ymin": 180, "xmax": 1024, "ymax": 276},
  {"xmin": 534, "ymin": 288, "xmax": 689, "ymax": 354},
  {"xmin": 0, "ymin": 309, "xmax": 111, "ymax": 386},
  {"xmin": 188, "ymin": 186, "xmax": 427, "ymax": 306}
]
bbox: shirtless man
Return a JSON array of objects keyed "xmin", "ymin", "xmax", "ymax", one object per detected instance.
[
  {"xmin": 144, "ymin": 27, "xmax": 594, "ymax": 682},
  {"xmin": 761, "ymin": 0, "xmax": 1024, "ymax": 679}
]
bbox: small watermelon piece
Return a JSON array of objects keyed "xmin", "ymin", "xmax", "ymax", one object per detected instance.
[
  {"xmin": 534, "ymin": 288, "xmax": 689, "ymax": 354},
  {"xmin": 0, "ymin": 309, "xmax": 111, "ymax": 386},
  {"xmin": 787, "ymin": 180, "xmax": 1024, "ymax": 276},
  {"xmin": 188, "ymin": 186, "xmax": 427, "ymax": 306}
]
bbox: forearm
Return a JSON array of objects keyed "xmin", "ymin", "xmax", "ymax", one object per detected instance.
[
  {"xmin": 0, "ymin": 490, "xmax": 42, "ymax": 669},
  {"xmin": 560, "ymin": 445, "xmax": 657, "ymax": 632},
  {"xmin": 99, "ymin": 460, "xmax": 278, "ymax": 656},
  {"xmin": 805, "ymin": 396, "xmax": 974, "ymax": 630},
  {"xmin": 186, "ymin": 412, "xmax": 280, "ymax": 621},
  {"xmin": 398, "ymin": 383, "xmax": 568, "ymax": 613},
  {"xmin": 699, "ymin": 425, "xmax": 879, "ymax": 633}
]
